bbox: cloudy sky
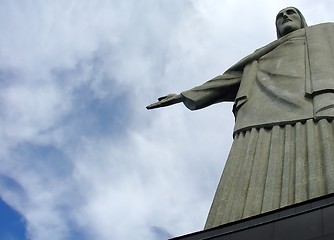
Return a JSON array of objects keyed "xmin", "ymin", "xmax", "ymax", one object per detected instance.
[{"xmin": 1, "ymin": 0, "xmax": 334, "ymax": 239}]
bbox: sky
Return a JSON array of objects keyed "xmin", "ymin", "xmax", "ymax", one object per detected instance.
[{"xmin": 0, "ymin": 0, "xmax": 334, "ymax": 239}]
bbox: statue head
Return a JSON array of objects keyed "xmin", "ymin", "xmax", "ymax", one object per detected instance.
[{"xmin": 275, "ymin": 7, "xmax": 308, "ymax": 38}]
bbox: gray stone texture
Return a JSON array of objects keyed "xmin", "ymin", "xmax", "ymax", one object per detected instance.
[{"xmin": 147, "ymin": 7, "xmax": 334, "ymax": 229}]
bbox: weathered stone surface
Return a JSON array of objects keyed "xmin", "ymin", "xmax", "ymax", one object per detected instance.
[{"xmin": 147, "ymin": 7, "xmax": 334, "ymax": 229}]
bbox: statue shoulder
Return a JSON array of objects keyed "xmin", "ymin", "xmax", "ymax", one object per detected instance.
[{"xmin": 307, "ymin": 22, "xmax": 334, "ymax": 30}]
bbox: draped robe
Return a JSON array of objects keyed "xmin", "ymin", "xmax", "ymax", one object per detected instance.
[{"xmin": 180, "ymin": 23, "xmax": 334, "ymax": 229}]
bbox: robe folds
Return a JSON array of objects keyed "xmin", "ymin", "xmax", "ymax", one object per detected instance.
[{"xmin": 181, "ymin": 23, "xmax": 334, "ymax": 228}]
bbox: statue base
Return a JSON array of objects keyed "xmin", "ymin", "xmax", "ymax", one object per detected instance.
[{"xmin": 170, "ymin": 193, "xmax": 334, "ymax": 240}]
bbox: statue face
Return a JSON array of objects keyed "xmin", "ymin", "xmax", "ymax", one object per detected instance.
[{"xmin": 276, "ymin": 7, "xmax": 302, "ymax": 36}]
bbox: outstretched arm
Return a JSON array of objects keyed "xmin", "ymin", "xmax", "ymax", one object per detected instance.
[
  {"xmin": 147, "ymin": 67, "xmax": 243, "ymax": 111},
  {"xmin": 146, "ymin": 94, "xmax": 184, "ymax": 110}
]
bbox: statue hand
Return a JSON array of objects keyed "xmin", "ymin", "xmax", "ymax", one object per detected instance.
[{"xmin": 146, "ymin": 94, "xmax": 183, "ymax": 110}]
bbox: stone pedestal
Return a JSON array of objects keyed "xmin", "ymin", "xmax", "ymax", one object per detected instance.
[{"xmin": 170, "ymin": 193, "xmax": 334, "ymax": 240}]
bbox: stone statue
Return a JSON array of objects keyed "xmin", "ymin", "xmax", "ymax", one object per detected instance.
[{"xmin": 147, "ymin": 7, "xmax": 334, "ymax": 229}]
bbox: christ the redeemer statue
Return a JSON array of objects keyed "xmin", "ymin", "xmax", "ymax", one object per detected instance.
[{"xmin": 147, "ymin": 7, "xmax": 334, "ymax": 229}]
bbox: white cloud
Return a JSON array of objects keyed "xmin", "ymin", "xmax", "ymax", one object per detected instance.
[{"xmin": 0, "ymin": 0, "xmax": 333, "ymax": 239}]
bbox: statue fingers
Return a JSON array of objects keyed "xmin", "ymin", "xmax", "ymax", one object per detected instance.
[
  {"xmin": 158, "ymin": 95, "xmax": 168, "ymax": 101},
  {"xmin": 146, "ymin": 101, "xmax": 162, "ymax": 109}
]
